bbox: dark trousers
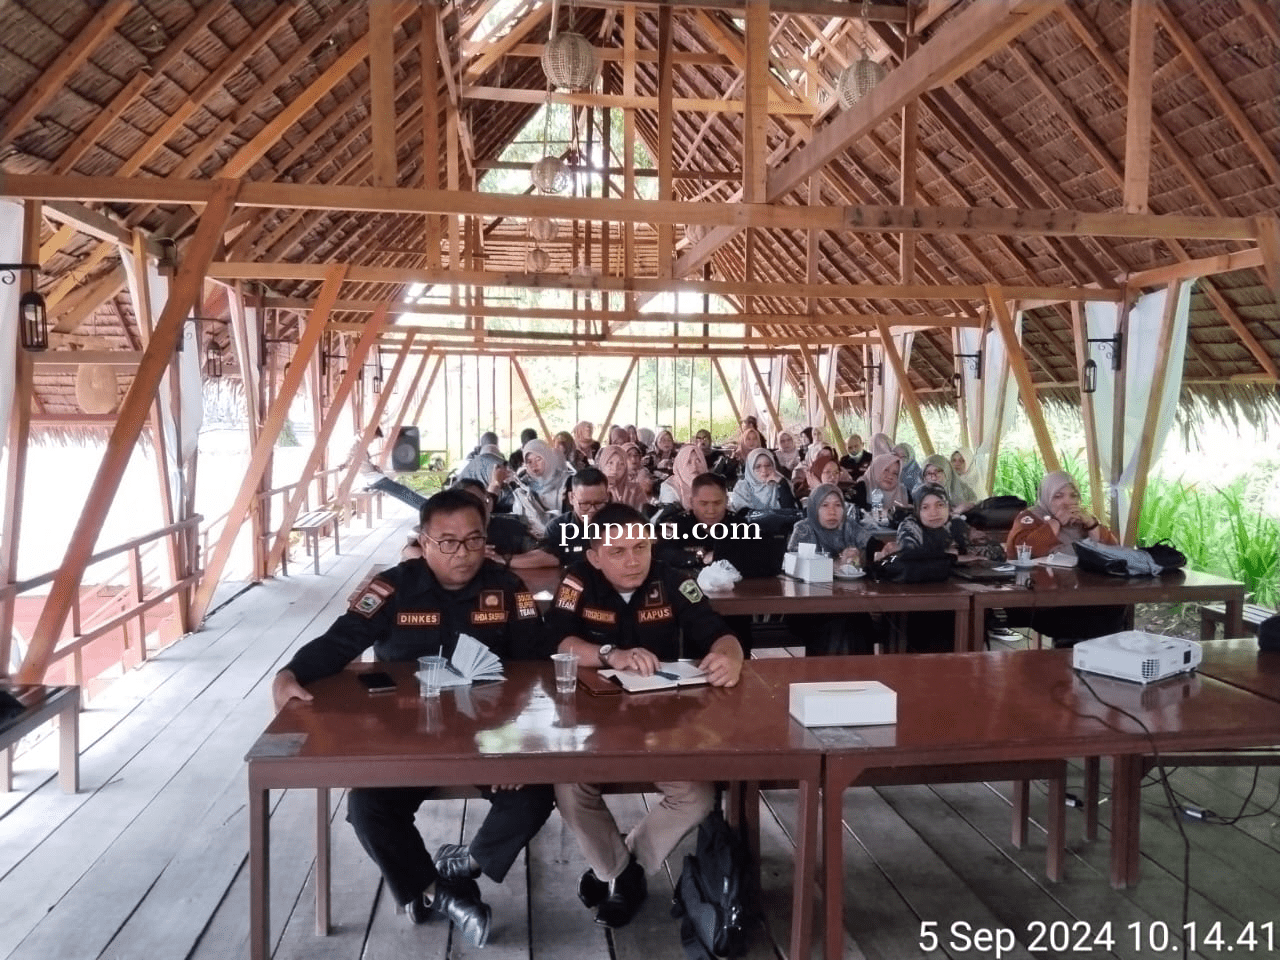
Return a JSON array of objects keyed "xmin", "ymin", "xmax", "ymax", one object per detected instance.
[
  {"xmin": 789, "ymin": 612, "xmax": 876, "ymax": 656},
  {"xmin": 346, "ymin": 783, "xmax": 555, "ymax": 905},
  {"xmin": 1003, "ymin": 605, "xmax": 1130, "ymax": 647},
  {"xmin": 369, "ymin": 475, "xmax": 427, "ymax": 511}
]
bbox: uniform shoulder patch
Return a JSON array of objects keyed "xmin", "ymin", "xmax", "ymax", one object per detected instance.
[
  {"xmin": 350, "ymin": 578, "xmax": 393, "ymax": 618},
  {"xmin": 1020, "ymin": 515, "xmax": 1034, "ymax": 525},
  {"xmin": 515, "ymin": 591, "xmax": 538, "ymax": 619},
  {"xmin": 678, "ymin": 578, "xmax": 704, "ymax": 604},
  {"xmin": 554, "ymin": 579, "xmax": 583, "ymax": 612}
]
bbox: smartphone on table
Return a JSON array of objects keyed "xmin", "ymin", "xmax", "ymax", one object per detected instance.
[{"xmin": 358, "ymin": 671, "xmax": 396, "ymax": 694}]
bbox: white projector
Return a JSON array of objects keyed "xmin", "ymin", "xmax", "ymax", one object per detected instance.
[{"xmin": 1071, "ymin": 631, "xmax": 1202, "ymax": 684}]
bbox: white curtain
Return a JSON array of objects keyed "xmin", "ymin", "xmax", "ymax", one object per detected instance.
[
  {"xmin": 120, "ymin": 252, "xmax": 204, "ymax": 514},
  {"xmin": 1084, "ymin": 283, "xmax": 1191, "ymax": 536},
  {"xmin": 0, "ymin": 201, "xmax": 22, "ymax": 462},
  {"xmin": 958, "ymin": 311, "xmax": 1022, "ymax": 496},
  {"xmin": 872, "ymin": 332, "xmax": 913, "ymax": 439}
]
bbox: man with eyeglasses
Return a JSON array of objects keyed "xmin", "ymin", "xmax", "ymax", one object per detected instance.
[
  {"xmin": 272, "ymin": 489, "xmax": 555, "ymax": 948},
  {"xmin": 508, "ymin": 467, "xmax": 610, "ymax": 569}
]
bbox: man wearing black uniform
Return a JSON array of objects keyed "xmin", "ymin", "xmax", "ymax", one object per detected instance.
[
  {"xmin": 546, "ymin": 504, "xmax": 743, "ymax": 929},
  {"xmin": 272, "ymin": 490, "xmax": 556, "ymax": 948},
  {"xmin": 509, "ymin": 468, "xmax": 609, "ymax": 569}
]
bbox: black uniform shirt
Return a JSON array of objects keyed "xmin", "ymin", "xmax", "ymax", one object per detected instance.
[
  {"xmin": 654, "ymin": 508, "xmax": 780, "ymax": 578},
  {"xmin": 283, "ymin": 559, "xmax": 551, "ymax": 686},
  {"xmin": 544, "ymin": 559, "xmax": 731, "ymax": 662},
  {"xmin": 536, "ymin": 510, "xmax": 595, "ymax": 565}
]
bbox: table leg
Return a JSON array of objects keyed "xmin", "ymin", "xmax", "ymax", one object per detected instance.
[
  {"xmin": 249, "ymin": 779, "xmax": 270, "ymax": 960},
  {"xmin": 823, "ymin": 771, "xmax": 850, "ymax": 960},
  {"xmin": 1083, "ymin": 756, "xmax": 1100, "ymax": 842},
  {"xmin": 58, "ymin": 695, "xmax": 79, "ymax": 793},
  {"xmin": 970, "ymin": 600, "xmax": 986, "ymax": 654},
  {"xmin": 1109, "ymin": 755, "xmax": 1143, "ymax": 888},
  {"xmin": 1012, "ymin": 780, "xmax": 1029, "ymax": 848},
  {"xmin": 316, "ymin": 788, "xmax": 331, "ymax": 935},
  {"xmin": 1045, "ymin": 773, "xmax": 1065, "ymax": 882},
  {"xmin": 791, "ymin": 776, "xmax": 818, "ymax": 960},
  {"xmin": 954, "ymin": 602, "xmax": 971, "ymax": 653},
  {"xmin": 1224, "ymin": 590, "xmax": 1245, "ymax": 638}
]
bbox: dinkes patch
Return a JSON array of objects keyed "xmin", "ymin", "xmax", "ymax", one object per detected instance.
[{"xmin": 397, "ymin": 611, "xmax": 440, "ymax": 627}]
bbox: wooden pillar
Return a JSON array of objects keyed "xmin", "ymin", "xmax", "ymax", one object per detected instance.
[
  {"xmin": 1256, "ymin": 213, "xmax": 1280, "ymax": 303},
  {"xmin": 1123, "ymin": 0, "xmax": 1155, "ymax": 214},
  {"xmin": 0, "ymin": 201, "xmax": 39, "ymax": 676},
  {"xmin": 510, "ymin": 357, "xmax": 551, "ymax": 440},
  {"xmin": 656, "ymin": 6, "xmax": 674, "ymax": 278},
  {"xmin": 597, "ymin": 358, "xmax": 639, "ymax": 441},
  {"xmin": 987, "ymin": 286, "xmax": 1060, "ymax": 475},
  {"xmin": 899, "ymin": 23, "xmax": 918, "ymax": 283},
  {"xmin": 1123, "ymin": 283, "xmax": 1182, "ymax": 545},
  {"xmin": 189, "ymin": 264, "xmax": 347, "ymax": 625},
  {"xmin": 334, "ymin": 331, "xmax": 417, "ymax": 515},
  {"xmin": 876, "ymin": 323, "xmax": 932, "ymax": 456},
  {"xmin": 711, "ymin": 358, "xmax": 742, "ymax": 425},
  {"xmin": 1109, "ymin": 291, "xmax": 1133, "ymax": 531},
  {"xmin": 266, "ymin": 305, "xmax": 391, "ymax": 575},
  {"xmin": 1070, "ymin": 302, "xmax": 1106, "ymax": 520},
  {"xmin": 226, "ymin": 284, "xmax": 267, "ymax": 580},
  {"xmin": 21, "ymin": 180, "xmax": 240, "ymax": 683},
  {"xmin": 744, "ymin": 352, "xmax": 783, "ymax": 437},
  {"xmin": 797, "ymin": 343, "xmax": 847, "ymax": 457},
  {"xmin": 421, "ymin": 5, "xmax": 442, "ymax": 267},
  {"xmin": 407, "ymin": 355, "xmax": 444, "ymax": 442},
  {"xmin": 952, "ymin": 328, "xmax": 971, "ymax": 452},
  {"xmin": 369, "ymin": 0, "xmax": 398, "ymax": 188}
]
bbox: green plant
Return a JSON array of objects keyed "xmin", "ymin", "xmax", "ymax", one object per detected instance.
[{"xmin": 1219, "ymin": 482, "xmax": 1280, "ymax": 606}]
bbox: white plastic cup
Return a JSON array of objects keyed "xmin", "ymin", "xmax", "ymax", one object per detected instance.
[
  {"xmin": 1016, "ymin": 543, "xmax": 1032, "ymax": 563},
  {"xmin": 418, "ymin": 655, "xmax": 447, "ymax": 699},
  {"xmin": 552, "ymin": 652, "xmax": 579, "ymax": 694}
]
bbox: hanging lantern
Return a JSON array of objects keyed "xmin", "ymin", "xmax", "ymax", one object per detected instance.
[
  {"xmin": 531, "ymin": 155, "xmax": 569, "ymax": 194},
  {"xmin": 206, "ymin": 343, "xmax": 223, "ymax": 379},
  {"xmin": 526, "ymin": 247, "xmax": 551, "ymax": 272},
  {"xmin": 684, "ymin": 223, "xmax": 708, "ymax": 247},
  {"xmin": 542, "ymin": 32, "xmax": 599, "ymax": 91},
  {"xmin": 529, "ymin": 218, "xmax": 559, "ymax": 243},
  {"xmin": 76, "ymin": 365, "xmax": 118, "ymax": 414},
  {"xmin": 837, "ymin": 53, "xmax": 887, "ymax": 109},
  {"xmin": 19, "ymin": 290, "xmax": 48, "ymax": 351}
]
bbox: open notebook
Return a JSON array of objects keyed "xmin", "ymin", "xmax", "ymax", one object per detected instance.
[
  {"xmin": 598, "ymin": 660, "xmax": 708, "ymax": 693},
  {"xmin": 419, "ymin": 634, "xmax": 504, "ymax": 688}
]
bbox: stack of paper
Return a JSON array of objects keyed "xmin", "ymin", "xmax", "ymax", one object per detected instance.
[
  {"xmin": 599, "ymin": 660, "xmax": 708, "ymax": 693},
  {"xmin": 421, "ymin": 634, "xmax": 505, "ymax": 689}
]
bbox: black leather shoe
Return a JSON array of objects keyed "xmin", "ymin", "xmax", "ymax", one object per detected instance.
[
  {"xmin": 432, "ymin": 879, "xmax": 492, "ymax": 947},
  {"xmin": 594, "ymin": 856, "xmax": 647, "ymax": 929},
  {"xmin": 577, "ymin": 868, "xmax": 608, "ymax": 908},
  {"xmin": 436, "ymin": 842, "xmax": 482, "ymax": 881}
]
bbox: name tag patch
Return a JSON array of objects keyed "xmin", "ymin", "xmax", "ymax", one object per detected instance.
[
  {"xmin": 397, "ymin": 611, "xmax": 440, "ymax": 627},
  {"xmin": 471, "ymin": 610, "xmax": 509, "ymax": 625},
  {"xmin": 583, "ymin": 607, "xmax": 617, "ymax": 625},
  {"xmin": 637, "ymin": 605, "xmax": 673, "ymax": 623}
]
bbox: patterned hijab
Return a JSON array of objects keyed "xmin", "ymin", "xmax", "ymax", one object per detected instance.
[
  {"xmin": 1034, "ymin": 471, "xmax": 1086, "ymax": 546},
  {"xmin": 669, "ymin": 444, "xmax": 707, "ymax": 509},
  {"xmin": 775, "ymin": 431, "xmax": 801, "ymax": 470},
  {"xmin": 737, "ymin": 448, "xmax": 785, "ymax": 510}
]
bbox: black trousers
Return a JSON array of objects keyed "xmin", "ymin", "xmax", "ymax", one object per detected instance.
[
  {"xmin": 789, "ymin": 612, "xmax": 876, "ymax": 656},
  {"xmin": 346, "ymin": 783, "xmax": 555, "ymax": 905},
  {"xmin": 1003, "ymin": 605, "xmax": 1130, "ymax": 647}
]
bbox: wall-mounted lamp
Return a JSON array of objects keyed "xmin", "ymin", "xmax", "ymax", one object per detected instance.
[
  {"xmin": 861, "ymin": 362, "xmax": 882, "ymax": 388},
  {"xmin": 1081, "ymin": 333, "xmax": 1122, "ymax": 395},
  {"xmin": 954, "ymin": 350, "xmax": 983, "ymax": 381},
  {"xmin": 2, "ymin": 264, "xmax": 47, "ymax": 351},
  {"xmin": 205, "ymin": 343, "xmax": 222, "ymax": 378},
  {"xmin": 156, "ymin": 238, "xmax": 178, "ymax": 277}
]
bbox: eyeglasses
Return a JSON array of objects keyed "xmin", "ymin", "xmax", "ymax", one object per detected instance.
[
  {"xmin": 421, "ymin": 533, "xmax": 487, "ymax": 554},
  {"xmin": 573, "ymin": 497, "xmax": 609, "ymax": 510}
]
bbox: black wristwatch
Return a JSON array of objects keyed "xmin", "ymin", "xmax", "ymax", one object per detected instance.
[{"xmin": 597, "ymin": 643, "xmax": 616, "ymax": 666}]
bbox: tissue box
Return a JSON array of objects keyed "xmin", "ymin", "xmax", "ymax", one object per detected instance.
[
  {"xmin": 782, "ymin": 552, "xmax": 833, "ymax": 583},
  {"xmin": 788, "ymin": 681, "xmax": 897, "ymax": 727}
]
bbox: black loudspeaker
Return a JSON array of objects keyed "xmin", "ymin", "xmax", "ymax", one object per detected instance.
[{"xmin": 391, "ymin": 426, "xmax": 420, "ymax": 472}]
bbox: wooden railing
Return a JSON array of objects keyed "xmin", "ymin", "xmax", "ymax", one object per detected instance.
[{"xmin": 1, "ymin": 517, "xmax": 202, "ymax": 695}]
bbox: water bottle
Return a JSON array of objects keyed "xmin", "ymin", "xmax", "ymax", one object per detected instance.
[{"xmin": 869, "ymin": 488, "xmax": 885, "ymax": 523}]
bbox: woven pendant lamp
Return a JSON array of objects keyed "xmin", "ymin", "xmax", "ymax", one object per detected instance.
[
  {"xmin": 526, "ymin": 247, "xmax": 551, "ymax": 272},
  {"xmin": 531, "ymin": 155, "xmax": 569, "ymax": 194},
  {"xmin": 837, "ymin": 0, "xmax": 887, "ymax": 109},
  {"xmin": 542, "ymin": 32, "xmax": 598, "ymax": 91},
  {"xmin": 529, "ymin": 218, "xmax": 559, "ymax": 243},
  {"xmin": 76, "ymin": 365, "xmax": 119, "ymax": 414}
]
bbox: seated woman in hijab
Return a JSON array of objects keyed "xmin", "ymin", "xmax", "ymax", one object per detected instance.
[
  {"xmin": 714, "ymin": 427, "xmax": 762, "ymax": 488},
  {"xmin": 890, "ymin": 482, "xmax": 1003, "ymax": 652},
  {"xmin": 622, "ymin": 442, "xmax": 654, "ymax": 500},
  {"xmin": 773, "ymin": 431, "xmax": 802, "ymax": 478},
  {"xmin": 893, "ymin": 442, "xmax": 923, "ymax": 495},
  {"xmin": 852, "ymin": 453, "xmax": 910, "ymax": 520},
  {"xmin": 571, "ymin": 420, "xmax": 599, "ymax": 470},
  {"xmin": 510, "ymin": 438, "xmax": 572, "ymax": 538},
  {"xmin": 506, "ymin": 427, "xmax": 539, "ymax": 473},
  {"xmin": 553, "ymin": 431, "xmax": 577, "ymax": 466},
  {"xmin": 921, "ymin": 454, "xmax": 978, "ymax": 513},
  {"xmin": 596, "ymin": 443, "xmax": 649, "ymax": 510},
  {"xmin": 658, "ymin": 444, "xmax": 707, "ymax": 510},
  {"xmin": 607, "ymin": 424, "xmax": 629, "ymax": 447},
  {"xmin": 636, "ymin": 427, "xmax": 655, "ymax": 449},
  {"xmin": 458, "ymin": 445, "xmax": 512, "ymax": 511},
  {"xmin": 795, "ymin": 450, "xmax": 846, "ymax": 503},
  {"xmin": 730, "ymin": 448, "xmax": 798, "ymax": 514},
  {"xmin": 646, "ymin": 428, "xmax": 677, "ymax": 476},
  {"xmin": 1003, "ymin": 471, "xmax": 1127, "ymax": 646},
  {"xmin": 785, "ymin": 483, "xmax": 876, "ymax": 655}
]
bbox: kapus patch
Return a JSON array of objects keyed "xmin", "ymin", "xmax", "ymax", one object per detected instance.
[
  {"xmin": 350, "ymin": 579, "xmax": 394, "ymax": 618},
  {"xmin": 637, "ymin": 605, "xmax": 673, "ymax": 623},
  {"xmin": 678, "ymin": 579, "xmax": 704, "ymax": 604},
  {"xmin": 515, "ymin": 591, "xmax": 538, "ymax": 619}
]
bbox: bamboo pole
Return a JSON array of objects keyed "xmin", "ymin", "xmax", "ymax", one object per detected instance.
[
  {"xmin": 596, "ymin": 357, "xmax": 639, "ymax": 441},
  {"xmin": 1069, "ymin": 301, "xmax": 1106, "ymax": 520},
  {"xmin": 378, "ymin": 350, "xmax": 432, "ymax": 470},
  {"xmin": 408, "ymin": 355, "xmax": 444, "ymax": 438},
  {"xmin": 22, "ymin": 180, "xmax": 240, "ymax": 682},
  {"xmin": 335, "ymin": 331, "xmax": 417, "ymax": 515},
  {"xmin": 510, "ymin": 356, "xmax": 552, "ymax": 439},
  {"xmin": 876, "ymin": 323, "xmax": 933, "ymax": 456},
  {"xmin": 1109, "ymin": 290, "xmax": 1133, "ymax": 532},
  {"xmin": 744, "ymin": 352, "xmax": 783, "ymax": 437},
  {"xmin": 711, "ymin": 358, "xmax": 743, "ymax": 425},
  {"xmin": 796, "ymin": 343, "xmax": 848, "ymax": 457},
  {"xmin": 189, "ymin": 263, "xmax": 348, "ymax": 625}
]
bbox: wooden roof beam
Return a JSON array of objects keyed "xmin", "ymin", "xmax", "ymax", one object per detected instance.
[
  {"xmin": 459, "ymin": 85, "xmax": 816, "ymax": 115},
  {"xmin": 571, "ymin": 0, "xmax": 908, "ymax": 20}
]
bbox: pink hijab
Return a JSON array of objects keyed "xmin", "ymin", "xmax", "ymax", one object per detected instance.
[
  {"xmin": 598, "ymin": 443, "xmax": 648, "ymax": 510},
  {"xmin": 668, "ymin": 444, "xmax": 708, "ymax": 509}
]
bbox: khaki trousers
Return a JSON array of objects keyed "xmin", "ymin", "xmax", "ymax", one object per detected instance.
[{"xmin": 555, "ymin": 780, "xmax": 715, "ymax": 879}]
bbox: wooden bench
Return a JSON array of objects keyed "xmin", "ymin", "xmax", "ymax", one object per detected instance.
[
  {"xmin": 348, "ymin": 489, "xmax": 384, "ymax": 529},
  {"xmin": 292, "ymin": 510, "xmax": 340, "ymax": 575},
  {"xmin": 1199, "ymin": 601, "xmax": 1274, "ymax": 640},
  {"xmin": 1, "ymin": 684, "xmax": 80, "ymax": 793}
]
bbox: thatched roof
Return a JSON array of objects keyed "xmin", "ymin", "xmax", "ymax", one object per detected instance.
[{"xmin": 1, "ymin": 0, "xmax": 1277, "ymax": 434}]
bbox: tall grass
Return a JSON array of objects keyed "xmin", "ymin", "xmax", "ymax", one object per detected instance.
[{"xmin": 990, "ymin": 450, "xmax": 1280, "ymax": 606}]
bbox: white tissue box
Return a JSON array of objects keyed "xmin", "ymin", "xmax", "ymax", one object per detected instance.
[
  {"xmin": 782, "ymin": 552, "xmax": 833, "ymax": 583},
  {"xmin": 788, "ymin": 681, "xmax": 897, "ymax": 727}
]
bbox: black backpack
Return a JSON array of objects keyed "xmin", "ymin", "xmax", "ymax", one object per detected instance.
[{"xmin": 671, "ymin": 800, "xmax": 753, "ymax": 959}]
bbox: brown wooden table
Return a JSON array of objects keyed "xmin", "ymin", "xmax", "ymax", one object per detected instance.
[
  {"xmin": 245, "ymin": 660, "xmax": 825, "ymax": 960},
  {"xmin": 0, "ymin": 684, "xmax": 79, "ymax": 793},
  {"xmin": 962, "ymin": 567, "xmax": 1246, "ymax": 652},
  {"xmin": 1198, "ymin": 637, "xmax": 1280, "ymax": 699},
  {"xmin": 809, "ymin": 650, "xmax": 1280, "ymax": 960},
  {"xmin": 521, "ymin": 567, "xmax": 974, "ymax": 651}
]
